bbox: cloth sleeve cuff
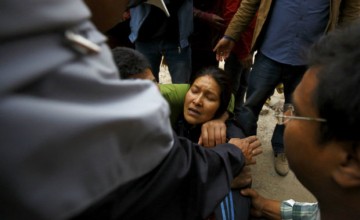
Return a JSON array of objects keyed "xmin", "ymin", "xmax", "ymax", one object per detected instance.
[{"xmin": 223, "ymin": 35, "xmax": 236, "ymax": 42}]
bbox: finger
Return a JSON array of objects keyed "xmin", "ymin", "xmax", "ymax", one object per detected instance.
[
  {"xmin": 231, "ymin": 177, "xmax": 252, "ymax": 189},
  {"xmin": 251, "ymin": 139, "xmax": 261, "ymax": 147},
  {"xmin": 249, "ymin": 140, "xmax": 261, "ymax": 150},
  {"xmin": 201, "ymin": 127, "xmax": 209, "ymax": 147},
  {"xmin": 220, "ymin": 125, "xmax": 226, "ymax": 144},
  {"xmin": 215, "ymin": 53, "xmax": 221, "ymax": 61},
  {"xmin": 240, "ymin": 188, "xmax": 253, "ymax": 196},
  {"xmin": 216, "ymin": 17, "xmax": 225, "ymax": 22},
  {"xmin": 252, "ymin": 148, "xmax": 263, "ymax": 157},
  {"xmin": 222, "ymin": 52, "xmax": 230, "ymax": 60},
  {"xmin": 198, "ymin": 136, "xmax": 203, "ymax": 145},
  {"xmin": 214, "ymin": 48, "xmax": 223, "ymax": 61},
  {"xmin": 213, "ymin": 123, "xmax": 226, "ymax": 145},
  {"xmin": 213, "ymin": 42, "xmax": 221, "ymax": 52},
  {"xmin": 245, "ymin": 135, "xmax": 258, "ymax": 143},
  {"xmin": 247, "ymin": 136, "xmax": 261, "ymax": 149},
  {"xmin": 216, "ymin": 53, "xmax": 224, "ymax": 62},
  {"xmin": 214, "ymin": 126, "xmax": 221, "ymax": 146},
  {"xmin": 248, "ymin": 158, "xmax": 256, "ymax": 165},
  {"xmin": 207, "ymin": 126, "xmax": 215, "ymax": 147},
  {"xmin": 213, "ymin": 38, "xmax": 228, "ymax": 52},
  {"xmin": 216, "ymin": 22, "xmax": 225, "ymax": 28}
]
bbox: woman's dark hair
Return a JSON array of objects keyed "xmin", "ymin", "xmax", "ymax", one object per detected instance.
[
  {"xmin": 307, "ymin": 22, "xmax": 360, "ymax": 143},
  {"xmin": 189, "ymin": 66, "xmax": 232, "ymax": 119}
]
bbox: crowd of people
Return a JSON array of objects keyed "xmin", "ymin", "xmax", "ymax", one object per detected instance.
[{"xmin": 1, "ymin": 0, "xmax": 360, "ymax": 220}]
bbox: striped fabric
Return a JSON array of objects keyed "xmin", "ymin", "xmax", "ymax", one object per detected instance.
[{"xmin": 219, "ymin": 191, "xmax": 235, "ymax": 220}]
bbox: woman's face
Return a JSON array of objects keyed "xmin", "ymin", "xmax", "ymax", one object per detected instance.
[{"xmin": 184, "ymin": 75, "xmax": 221, "ymax": 125}]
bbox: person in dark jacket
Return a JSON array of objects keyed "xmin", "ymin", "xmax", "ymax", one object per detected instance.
[{"xmin": 0, "ymin": 1, "xmax": 261, "ymax": 219}]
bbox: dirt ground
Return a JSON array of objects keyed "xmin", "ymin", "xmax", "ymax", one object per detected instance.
[{"xmin": 160, "ymin": 65, "xmax": 317, "ymax": 203}]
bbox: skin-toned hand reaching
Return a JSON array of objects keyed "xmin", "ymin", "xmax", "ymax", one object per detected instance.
[
  {"xmin": 231, "ymin": 165, "xmax": 252, "ymax": 189},
  {"xmin": 213, "ymin": 37, "xmax": 235, "ymax": 61},
  {"xmin": 240, "ymin": 188, "xmax": 282, "ymax": 220},
  {"xmin": 208, "ymin": 14, "xmax": 226, "ymax": 31},
  {"xmin": 229, "ymin": 136, "xmax": 262, "ymax": 165}
]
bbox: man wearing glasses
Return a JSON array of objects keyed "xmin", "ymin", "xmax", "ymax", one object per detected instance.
[
  {"xmin": 237, "ymin": 23, "xmax": 360, "ymax": 219},
  {"xmin": 214, "ymin": 0, "xmax": 360, "ymax": 177}
]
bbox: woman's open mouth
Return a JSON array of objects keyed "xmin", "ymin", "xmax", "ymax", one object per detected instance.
[{"xmin": 187, "ymin": 107, "xmax": 201, "ymax": 117}]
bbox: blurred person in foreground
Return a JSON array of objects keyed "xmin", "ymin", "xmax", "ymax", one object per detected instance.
[{"xmin": 0, "ymin": 1, "xmax": 261, "ymax": 219}]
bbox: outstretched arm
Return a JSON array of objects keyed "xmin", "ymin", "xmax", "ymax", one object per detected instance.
[
  {"xmin": 240, "ymin": 188, "xmax": 282, "ymax": 220},
  {"xmin": 193, "ymin": 7, "xmax": 226, "ymax": 31},
  {"xmin": 241, "ymin": 188, "xmax": 319, "ymax": 220}
]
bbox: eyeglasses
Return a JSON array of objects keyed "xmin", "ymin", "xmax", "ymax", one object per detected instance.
[{"xmin": 274, "ymin": 104, "xmax": 327, "ymax": 125}]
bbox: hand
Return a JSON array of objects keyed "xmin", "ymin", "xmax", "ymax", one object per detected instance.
[
  {"xmin": 208, "ymin": 14, "xmax": 225, "ymax": 31},
  {"xmin": 194, "ymin": 9, "xmax": 225, "ymax": 31},
  {"xmin": 228, "ymin": 136, "xmax": 262, "ymax": 165},
  {"xmin": 198, "ymin": 119, "xmax": 227, "ymax": 147},
  {"xmin": 231, "ymin": 165, "xmax": 252, "ymax": 189},
  {"xmin": 213, "ymin": 37, "xmax": 235, "ymax": 61},
  {"xmin": 240, "ymin": 188, "xmax": 266, "ymax": 217},
  {"xmin": 241, "ymin": 188, "xmax": 282, "ymax": 219}
]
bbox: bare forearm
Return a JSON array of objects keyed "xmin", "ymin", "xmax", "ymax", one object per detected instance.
[{"xmin": 260, "ymin": 199, "xmax": 282, "ymax": 220}]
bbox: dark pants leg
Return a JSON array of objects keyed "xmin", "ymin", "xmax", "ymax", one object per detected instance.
[
  {"xmin": 271, "ymin": 65, "xmax": 306, "ymax": 153},
  {"xmin": 235, "ymin": 52, "xmax": 282, "ymax": 136},
  {"xmin": 224, "ymin": 53, "xmax": 250, "ymax": 117}
]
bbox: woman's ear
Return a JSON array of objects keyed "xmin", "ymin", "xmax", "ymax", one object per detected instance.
[{"xmin": 333, "ymin": 142, "xmax": 360, "ymax": 188}]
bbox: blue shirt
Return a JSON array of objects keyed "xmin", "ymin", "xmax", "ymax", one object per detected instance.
[{"xmin": 260, "ymin": 0, "xmax": 329, "ymax": 65}]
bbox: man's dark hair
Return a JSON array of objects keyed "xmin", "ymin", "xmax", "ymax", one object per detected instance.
[
  {"xmin": 307, "ymin": 22, "xmax": 360, "ymax": 143},
  {"xmin": 111, "ymin": 47, "xmax": 152, "ymax": 79},
  {"xmin": 190, "ymin": 66, "xmax": 232, "ymax": 119}
]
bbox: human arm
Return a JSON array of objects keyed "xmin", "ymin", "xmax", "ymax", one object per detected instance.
[
  {"xmin": 338, "ymin": 0, "xmax": 360, "ymax": 26},
  {"xmin": 0, "ymin": 46, "xmax": 174, "ymax": 220},
  {"xmin": 231, "ymin": 165, "xmax": 252, "ymax": 189},
  {"xmin": 240, "ymin": 188, "xmax": 282, "ymax": 219},
  {"xmin": 213, "ymin": 0, "xmax": 260, "ymax": 61},
  {"xmin": 162, "ymin": 83, "xmax": 233, "ymax": 146},
  {"xmin": 211, "ymin": 0, "xmax": 240, "ymax": 62},
  {"xmin": 197, "ymin": 91, "xmax": 237, "ymax": 147},
  {"xmin": 224, "ymin": 0, "xmax": 260, "ymax": 41},
  {"xmin": 193, "ymin": 8, "xmax": 225, "ymax": 31},
  {"xmin": 228, "ymin": 136, "xmax": 261, "ymax": 165},
  {"xmin": 213, "ymin": 36, "xmax": 236, "ymax": 61},
  {"xmin": 72, "ymin": 134, "xmax": 248, "ymax": 220},
  {"xmin": 198, "ymin": 111, "xmax": 229, "ymax": 147},
  {"xmin": 240, "ymin": 188, "xmax": 319, "ymax": 220}
]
